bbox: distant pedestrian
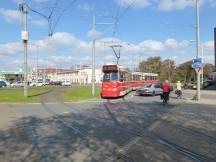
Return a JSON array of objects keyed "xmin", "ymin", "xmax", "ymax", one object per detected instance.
[
  {"xmin": 177, "ymin": 81, "xmax": 182, "ymax": 90},
  {"xmin": 175, "ymin": 81, "xmax": 182, "ymax": 99}
]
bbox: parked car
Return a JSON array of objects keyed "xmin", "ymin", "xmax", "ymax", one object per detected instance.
[
  {"xmin": 62, "ymin": 81, "xmax": 72, "ymax": 86},
  {"xmin": 183, "ymin": 82, "xmax": 196, "ymax": 89},
  {"xmin": 10, "ymin": 82, "xmax": 24, "ymax": 87},
  {"xmin": 184, "ymin": 80, "xmax": 213, "ymax": 89},
  {"xmin": 30, "ymin": 81, "xmax": 46, "ymax": 87},
  {"xmin": 0, "ymin": 81, "xmax": 7, "ymax": 88},
  {"xmin": 203, "ymin": 80, "xmax": 215, "ymax": 88},
  {"xmin": 49, "ymin": 81, "xmax": 62, "ymax": 86},
  {"xmin": 136, "ymin": 83, "xmax": 163, "ymax": 96}
]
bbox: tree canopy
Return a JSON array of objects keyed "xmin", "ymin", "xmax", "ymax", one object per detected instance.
[{"xmin": 139, "ymin": 56, "xmax": 214, "ymax": 83}]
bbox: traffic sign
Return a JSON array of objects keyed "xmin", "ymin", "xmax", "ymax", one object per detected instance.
[{"xmin": 192, "ymin": 58, "xmax": 203, "ymax": 69}]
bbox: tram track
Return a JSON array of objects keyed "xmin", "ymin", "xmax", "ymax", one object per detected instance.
[
  {"xmin": 23, "ymin": 118, "xmax": 50, "ymax": 162},
  {"xmin": 62, "ymin": 99, "xmax": 216, "ymax": 162},
  {"xmin": 103, "ymin": 99, "xmax": 216, "ymax": 162},
  {"xmin": 160, "ymin": 120, "xmax": 216, "ymax": 142},
  {"xmin": 61, "ymin": 102, "xmax": 137, "ymax": 162},
  {"xmin": 7, "ymin": 104, "xmax": 51, "ymax": 162},
  {"xmin": 23, "ymin": 98, "xmax": 216, "ymax": 162},
  {"xmin": 39, "ymin": 101, "xmax": 134, "ymax": 162}
]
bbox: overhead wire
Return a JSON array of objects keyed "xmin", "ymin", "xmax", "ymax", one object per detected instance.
[
  {"xmin": 25, "ymin": 0, "xmax": 77, "ymax": 36},
  {"xmin": 51, "ymin": 0, "xmax": 77, "ymax": 36},
  {"xmin": 47, "ymin": 0, "xmax": 58, "ymax": 36},
  {"xmin": 112, "ymin": 0, "xmax": 137, "ymax": 38},
  {"xmin": 108, "ymin": 0, "xmax": 137, "ymax": 64},
  {"xmin": 112, "ymin": 0, "xmax": 122, "ymax": 38},
  {"xmin": 27, "ymin": 4, "xmax": 48, "ymax": 19}
]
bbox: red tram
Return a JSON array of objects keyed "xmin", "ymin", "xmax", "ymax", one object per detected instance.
[{"xmin": 101, "ymin": 64, "xmax": 158, "ymax": 98}]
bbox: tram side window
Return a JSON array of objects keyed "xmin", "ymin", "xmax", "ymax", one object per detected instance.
[
  {"xmin": 133, "ymin": 74, "xmax": 140, "ymax": 81},
  {"xmin": 120, "ymin": 73, "xmax": 124, "ymax": 82},
  {"xmin": 128, "ymin": 73, "xmax": 132, "ymax": 81},
  {"xmin": 124, "ymin": 72, "xmax": 131, "ymax": 81},
  {"xmin": 143, "ymin": 75, "xmax": 147, "ymax": 81}
]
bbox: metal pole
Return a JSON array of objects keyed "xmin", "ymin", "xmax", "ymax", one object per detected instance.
[
  {"xmin": 214, "ymin": 28, "xmax": 216, "ymax": 71},
  {"xmin": 92, "ymin": 15, "xmax": 96, "ymax": 96},
  {"xmin": 20, "ymin": 3, "xmax": 28, "ymax": 97},
  {"xmin": 196, "ymin": 0, "xmax": 201, "ymax": 100},
  {"xmin": 201, "ymin": 44, "xmax": 204, "ymax": 85},
  {"xmin": 36, "ymin": 46, "xmax": 38, "ymax": 82}
]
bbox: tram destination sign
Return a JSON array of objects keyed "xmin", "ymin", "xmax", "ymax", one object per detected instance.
[{"xmin": 102, "ymin": 65, "xmax": 118, "ymax": 72}]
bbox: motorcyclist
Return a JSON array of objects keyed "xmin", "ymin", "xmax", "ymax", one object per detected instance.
[{"xmin": 161, "ymin": 80, "xmax": 171, "ymax": 102}]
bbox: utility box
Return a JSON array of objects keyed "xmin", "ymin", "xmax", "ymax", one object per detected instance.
[{"xmin": 21, "ymin": 31, "xmax": 29, "ymax": 41}]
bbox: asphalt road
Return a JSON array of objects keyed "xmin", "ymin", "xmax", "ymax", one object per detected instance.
[{"xmin": 0, "ymin": 92, "xmax": 216, "ymax": 162}]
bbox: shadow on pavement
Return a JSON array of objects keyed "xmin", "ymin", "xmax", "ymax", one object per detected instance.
[
  {"xmin": 28, "ymin": 89, "xmax": 53, "ymax": 98},
  {"xmin": 0, "ymin": 100, "xmax": 216, "ymax": 162}
]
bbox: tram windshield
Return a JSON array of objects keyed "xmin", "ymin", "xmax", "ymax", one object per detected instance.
[{"xmin": 103, "ymin": 72, "xmax": 118, "ymax": 82}]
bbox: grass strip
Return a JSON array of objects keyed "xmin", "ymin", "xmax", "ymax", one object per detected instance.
[
  {"xmin": 0, "ymin": 89, "xmax": 49, "ymax": 103},
  {"xmin": 63, "ymin": 87, "xmax": 101, "ymax": 102}
]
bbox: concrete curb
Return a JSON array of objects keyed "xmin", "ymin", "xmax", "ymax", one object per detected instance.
[
  {"xmin": 183, "ymin": 90, "xmax": 216, "ymax": 96},
  {"xmin": 0, "ymin": 99, "xmax": 104, "ymax": 105}
]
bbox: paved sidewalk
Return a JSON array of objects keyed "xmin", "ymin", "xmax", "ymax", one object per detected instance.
[
  {"xmin": 180, "ymin": 89, "xmax": 216, "ymax": 105},
  {"xmin": 0, "ymin": 104, "xmax": 23, "ymax": 130},
  {"xmin": 183, "ymin": 89, "xmax": 216, "ymax": 96},
  {"xmin": 186, "ymin": 98, "xmax": 216, "ymax": 106}
]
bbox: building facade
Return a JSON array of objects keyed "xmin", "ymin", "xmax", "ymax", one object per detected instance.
[
  {"xmin": 0, "ymin": 71, "xmax": 23, "ymax": 83},
  {"xmin": 31, "ymin": 67, "xmax": 103, "ymax": 84}
]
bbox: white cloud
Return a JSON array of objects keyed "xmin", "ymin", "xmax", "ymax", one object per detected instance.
[
  {"xmin": 208, "ymin": 0, "xmax": 216, "ymax": 7},
  {"xmin": 165, "ymin": 39, "xmax": 189, "ymax": 48},
  {"xmin": 0, "ymin": 32, "xmax": 82, "ymax": 57},
  {"xmin": 12, "ymin": 0, "xmax": 24, "ymax": 4},
  {"xmin": 0, "ymin": 31, "xmax": 214, "ymax": 69},
  {"xmin": 77, "ymin": 3, "xmax": 95, "ymax": 12},
  {"xmin": 139, "ymin": 40, "xmax": 165, "ymax": 52},
  {"xmin": 0, "ymin": 8, "xmax": 21, "ymax": 23},
  {"xmin": 30, "ymin": 32, "xmax": 82, "ymax": 52},
  {"xmin": 48, "ymin": 55, "xmax": 75, "ymax": 65},
  {"xmin": 157, "ymin": 0, "xmax": 194, "ymax": 11},
  {"xmin": 115, "ymin": 0, "xmax": 215, "ymax": 11},
  {"xmin": 0, "ymin": 42, "xmax": 22, "ymax": 56},
  {"xmin": 34, "ymin": 0, "xmax": 49, "ymax": 2},
  {"xmin": 203, "ymin": 41, "xmax": 214, "ymax": 50},
  {"xmin": 87, "ymin": 29, "xmax": 103, "ymax": 40},
  {"xmin": 116, "ymin": 0, "xmax": 151, "ymax": 8},
  {"xmin": 0, "ymin": 7, "xmax": 47, "ymax": 26},
  {"xmin": 0, "ymin": 35, "xmax": 192, "ymax": 58},
  {"xmin": 31, "ymin": 18, "xmax": 48, "ymax": 26},
  {"xmin": 157, "ymin": 0, "xmax": 215, "ymax": 11},
  {"xmin": 202, "ymin": 41, "xmax": 215, "ymax": 64}
]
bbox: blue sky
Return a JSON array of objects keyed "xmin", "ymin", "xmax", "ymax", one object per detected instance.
[{"xmin": 0, "ymin": 0, "xmax": 216, "ymax": 71}]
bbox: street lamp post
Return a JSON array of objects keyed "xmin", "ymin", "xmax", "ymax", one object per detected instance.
[
  {"xmin": 195, "ymin": 0, "xmax": 201, "ymax": 100},
  {"xmin": 19, "ymin": 3, "xmax": 29, "ymax": 97},
  {"xmin": 87, "ymin": 15, "xmax": 114, "ymax": 96},
  {"xmin": 92, "ymin": 15, "xmax": 96, "ymax": 97},
  {"xmin": 201, "ymin": 45, "xmax": 204, "ymax": 85}
]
